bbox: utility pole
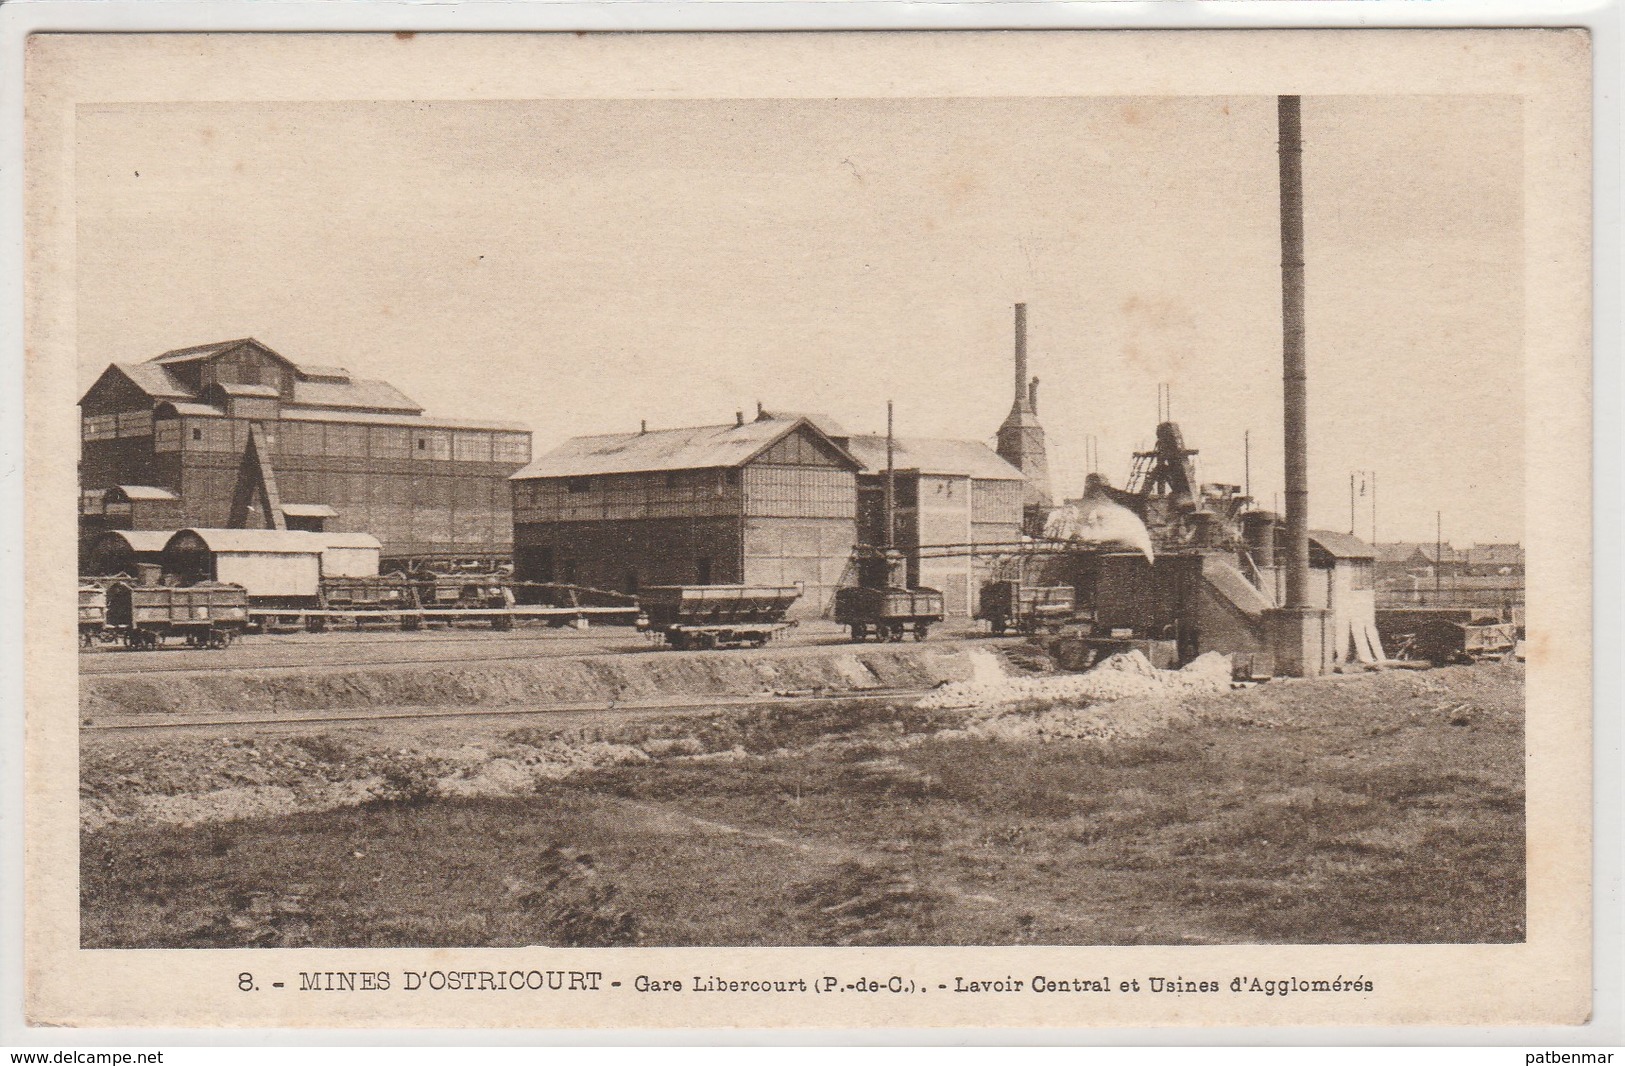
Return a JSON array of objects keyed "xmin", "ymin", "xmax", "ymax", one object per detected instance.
[
  {"xmin": 1244, "ymin": 430, "xmax": 1252, "ymax": 501},
  {"xmin": 1435, "ymin": 510, "xmax": 1443, "ymax": 603},
  {"xmin": 1349, "ymin": 473, "xmax": 1356, "ymax": 535}
]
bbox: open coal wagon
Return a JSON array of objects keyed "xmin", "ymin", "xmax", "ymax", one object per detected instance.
[
  {"xmin": 1376, "ymin": 608, "xmax": 1518, "ymax": 665},
  {"xmin": 637, "ymin": 585, "xmax": 801, "ymax": 650},
  {"xmin": 78, "ymin": 585, "xmax": 108, "ymax": 647},
  {"xmin": 834, "ymin": 585, "xmax": 945, "ymax": 642},
  {"xmin": 976, "ymin": 579, "xmax": 1076, "ymax": 636},
  {"xmin": 106, "ymin": 582, "xmax": 249, "ymax": 650}
]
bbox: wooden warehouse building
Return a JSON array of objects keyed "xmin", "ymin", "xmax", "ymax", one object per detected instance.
[
  {"xmin": 78, "ymin": 338, "xmax": 532, "ymax": 567},
  {"xmin": 510, "ymin": 413, "xmax": 864, "ymax": 617},
  {"xmin": 511, "ymin": 409, "xmax": 1029, "ymax": 620}
]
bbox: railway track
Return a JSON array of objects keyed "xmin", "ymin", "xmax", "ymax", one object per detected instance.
[
  {"xmin": 80, "ymin": 644, "xmax": 658, "ymax": 678},
  {"xmin": 80, "ymin": 685, "xmax": 932, "ymax": 735}
]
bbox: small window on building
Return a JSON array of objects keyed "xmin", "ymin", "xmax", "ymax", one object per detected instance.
[
  {"xmin": 192, "ymin": 427, "xmax": 203, "ymax": 441},
  {"xmin": 567, "ymin": 477, "xmax": 592, "ymax": 494},
  {"xmin": 724, "ymin": 469, "xmax": 739, "ymax": 485},
  {"xmin": 417, "ymin": 438, "xmax": 426, "ymax": 451},
  {"xmin": 696, "ymin": 557, "xmax": 712, "ymax": 584},
  {"xmin": 624, "ymin": 571, "xmax": 640, "ymax": 595}
]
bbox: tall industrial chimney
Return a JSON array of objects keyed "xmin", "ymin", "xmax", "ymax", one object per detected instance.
[
  {"xmin": 1013, "ymin": 302, "xmax": 1030, "ymax": 411},
  {"xmin": 1278, "ymin": 95, "xmax": 1310, "ymax": 610},
  {"xmin": 995, "ymin": 303, "xmax": 1052, "ymax": 534},
  {"xmin": 1264, "ymin": 93, "xmax": 1329, "ymax": 678}
]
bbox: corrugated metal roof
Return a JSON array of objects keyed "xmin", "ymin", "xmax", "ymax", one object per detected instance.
[
  {"xmin": 1310, "ymin": 530, "xmax": 1376, "ymax": 560},
  {"xmin": 280, "ymin": 407, "xmax": 528, "ymax": 433},
  {"xmin": 280, "ymin": 503, "xmax": 339, "ymax": 518},
  {"xmin": 91, "ymin": 529, "xmax": 173, "ymax": 552},
  {"xmin": 512, "ymin": 417, "xmax": 851, "ymax": 480},
  {"xmin": 291, "ymin": 377, "xmax": 423, "ymax": 414},
  {"xmin": 111, "ymin": 485, "xmax": 180, "ymax": 501},
  {"xmin": 166, "ymin": 528, "xmax": 325, "ymax": 555},
  {"xmin": 844, "ymin": 434, "xmax": 1026, "ymax": 481}
]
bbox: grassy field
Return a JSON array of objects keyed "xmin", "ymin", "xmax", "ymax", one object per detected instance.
[{"xmin": 81, "ymin": 662, "xmax": 1525, "ymax": 947}]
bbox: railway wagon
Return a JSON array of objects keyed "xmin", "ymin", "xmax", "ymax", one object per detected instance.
[
  {"xmin": 976, "ymin": 579, "xmax": 1076, "ymax": 636},
  {"xmin": 78, "ymin": 585, "xmax": 108, "ymax": 646},
  {"xmin": 106, "ymin": 582, "xmax": 248, "ymax": 649},
  {"xmin": 1376, "ymin": 607, "xmax": 1517, "ymax": 664},
  {"xmin": 834, "ymin": 585, "xmax": 945, "ymax": 642},
  {"xmin": 161, "ymin": 528, "xmax": 325, "ymax": 607},
  {"xmin": 637, "ymin": 585, "xmax": 801, "ymax": 650}
]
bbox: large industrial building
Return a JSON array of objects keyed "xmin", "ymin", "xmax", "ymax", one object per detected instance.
[
  {"xmin": 78, "ymin": 338, "xmax": 532, "ymax": 566},
  {"xmin": 509, "ymin": 413, "xmax": 864, "ymax": 616},
  {"xmin": 508, "ymin": 305, "xmax": 1050, "ymax": 620}
]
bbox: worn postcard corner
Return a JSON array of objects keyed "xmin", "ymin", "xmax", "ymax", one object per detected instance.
[{"xmin": 21, "ymin": 27, "xmax": 1593, "ymax": 1031}]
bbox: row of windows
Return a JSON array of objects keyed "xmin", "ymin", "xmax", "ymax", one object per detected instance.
[
  {"xmin": 82, "ymin": 411, "xmax": 152, "ymax": 441},
  {"xmin": 516, "ymin": 469, "xmax": 742, "ymax": 505},
  {"xmin": 117, "ymin": 413, "xmax": 530, "ymax": 464}
]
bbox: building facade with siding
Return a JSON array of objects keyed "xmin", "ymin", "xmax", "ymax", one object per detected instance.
[
  {"xmin": 844, "ymin": 434, "xmax": 1026, "ymax": 618},
  {"xmin": 78, "ymin": 338, "xmax": 532, "ymax": 565},
  {"xmin": 510, "ymin": 415, "xmax": 862, "ymax": 617}
]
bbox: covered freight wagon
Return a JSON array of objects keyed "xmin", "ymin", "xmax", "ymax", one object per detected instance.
[
  {"xmin": 161, "ymin": 528, "xmax": 323, "ymax": 604},
  {"xmin": 81, "ymin": 528, "xmax": 173, "ymax": 580}
]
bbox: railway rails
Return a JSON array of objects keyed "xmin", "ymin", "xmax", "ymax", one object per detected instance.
[{"xmin": 80, "ymin": 684, "xmax": 933, "ymax": 735}]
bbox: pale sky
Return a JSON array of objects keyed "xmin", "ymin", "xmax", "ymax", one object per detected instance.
[{"xmin": 74, "ymin": 94, "xmax": 1523, "ymax": 544}]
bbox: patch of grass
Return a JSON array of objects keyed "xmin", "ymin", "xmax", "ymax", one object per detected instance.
[{"xmin": 83, "ymin": 665, "xmax": 1526, "ymax": 946}]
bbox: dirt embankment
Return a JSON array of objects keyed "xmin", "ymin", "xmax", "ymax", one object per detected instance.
[{"xmin": 80, "ymin": 643, "xmax": 988, "ymax": 719}]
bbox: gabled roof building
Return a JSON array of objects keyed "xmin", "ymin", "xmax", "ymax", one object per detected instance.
[
  {"xmin": 511, "ymin": 412, "xmax": 863, "ymax": 617},
  {"xmin": 79, "ymin": 338, "xmax": 531, "ymax": 565}
]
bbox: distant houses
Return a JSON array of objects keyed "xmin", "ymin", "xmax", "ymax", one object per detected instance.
[{"xmin": 1374, "ymin": 541, "xmax": 1523, "ymax": 583}]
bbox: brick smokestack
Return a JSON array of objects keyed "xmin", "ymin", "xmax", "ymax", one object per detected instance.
[{"xmin": 1013, "ymin": 303, "xmax": 1031, "ymax": 412}]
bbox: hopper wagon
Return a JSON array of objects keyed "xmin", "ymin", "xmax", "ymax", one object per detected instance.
[
  {"xmin": 637, "ymin": 584, "xmax": 801, "ymax": 650},
  {"xmin": 833, "ymin": 585, "xmax": 945, "ymax": 642}
]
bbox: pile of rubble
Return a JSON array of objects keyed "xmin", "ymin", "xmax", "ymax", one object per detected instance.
[{"xmin": 915, "ymin": 650, "xmax": 1233, "ymax": 712}]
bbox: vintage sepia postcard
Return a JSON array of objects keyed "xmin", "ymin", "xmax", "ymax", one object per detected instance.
[{"xmin": 21, "ymin": 27, "xmax": 1593, "ymax": 1031}]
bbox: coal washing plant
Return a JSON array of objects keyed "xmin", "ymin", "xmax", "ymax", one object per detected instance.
[{"xmin": 78, "ymin": 95, "xmax": 1518, "ymax": 671}]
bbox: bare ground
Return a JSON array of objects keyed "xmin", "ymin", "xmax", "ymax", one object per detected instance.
[{"xmin": 80, "ymin": 659, "xmax": 1525, "ymax": 947}]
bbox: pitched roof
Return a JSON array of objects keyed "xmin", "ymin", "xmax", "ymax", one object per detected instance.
[
  {"xmin": 280, "ymin": 407, "xmax": 527, "ymax": 432},
  {"xmin": 512, "ymin": 417, "xmax": 856, "ymax": 480},
  {"xmin": 754, "ymin": 409, "xmax": 850, "ymax": 440},
  {"xmin": 280, "ymin": 503, "xmax": 339, "ymax": 519},
  {"xmin": 110, "ymin": 362, "xmax": 192, "ymax": 400},
  {"xmin": 291, "ymin": 377, "xmax": 422, "ymax": 414},
  {"xmin": 843, "ymin": 434, "xmax": 1026, "ymax": 481},
  {"xmin": 1309, "ymin": 530, "xmax": 1376, "ymax": 560},
  {"xmin": 1374, "ymin": 541, "xmax": 1464, "ymax": 564},
  {"xmin": 151, "ymin": 339, "xmax": 257, "ymax": 364},
  {"xmin": 1468, "ymin": 543, "xmax": 1524, "ymax": 565},
  {"xmin": 209, "ymin": 381, "xmax": 282, "ymax": 399},
  {"xmin": 166, "ymin": 528, "xmax": 327, "ymax": 555}
]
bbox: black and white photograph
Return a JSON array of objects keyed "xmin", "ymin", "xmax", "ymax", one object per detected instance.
[{"xmin": 17, "ymin": 27, "xmax": 1595, "ymax": 1032}]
